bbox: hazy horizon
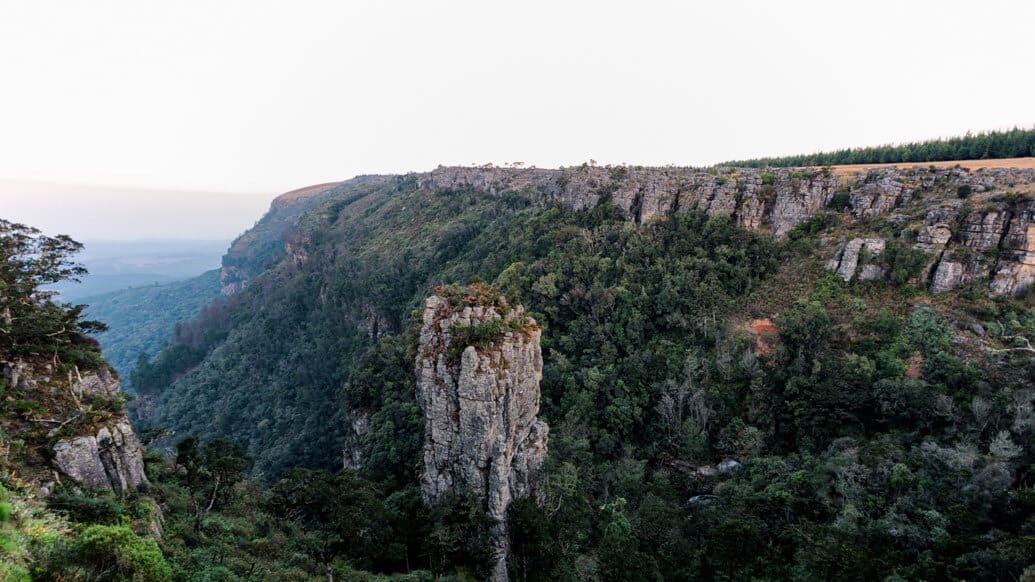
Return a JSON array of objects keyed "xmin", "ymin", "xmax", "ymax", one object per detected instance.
[
  {"xmin": 0, "ymin": 178, "xmax": 271, "ymax": 241},
  {"xmin": 3, "ymin": 0, "xmax": 1034, "ymax": 240}
]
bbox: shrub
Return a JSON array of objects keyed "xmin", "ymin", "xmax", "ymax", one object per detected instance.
[
  {"xmin": 787, "ymin": 212, "xmax": 837, "ymax": 241},
  {"xmin": 957, "ymin": 185, "xmax": 973, "ymax": 199},
  {"xmin": 47, "ymin": 493, "xmax": 124, "ymax": 525},
  {"xmin": 828, "ymin": 188, "xmax": 851, "ymax": 211},
  {"xmin": 905, "ymin": 307, "xmax": 953, "ymax": 355},
  {"xmin": 448, "ymin": 319, "xmax": 507, "ymax": 362},
  {"xmin": 883, "ymin": 241, "xmax": 931, "ymax": 285},
  {"xmin": 0, "ymin": 563, "xmax": 30, "ymax": 581},
  {"xmin": 72, "ymin": 525, "xmax": 171, "ymax": 581}
]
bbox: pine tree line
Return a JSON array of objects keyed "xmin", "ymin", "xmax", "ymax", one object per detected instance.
[{"xmin": 723, "ymin": 127, "xmax": 1035, "ymax": 168}]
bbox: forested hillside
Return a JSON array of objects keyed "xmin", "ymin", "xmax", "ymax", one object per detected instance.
[
  {"xmin": 129, "ymin": 165, "xmax": 1035, "ymax": 580},
  {"xmin": 724, "ymin": 127, "xmax": 1035, "ymax": 168},
  {"xmin": 81, "ymin": 269, "xmax": 220, "ymax": 389},
  {"xmin": 218, "ymin": 180, "xmax": 348, "ymax": 295}
]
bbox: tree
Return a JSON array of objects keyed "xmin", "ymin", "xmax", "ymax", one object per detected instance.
[
  {"xmin": 175, "ymin": 437, "xmax": 251, "ymax": 532},
  {"xmin": 270, "ymin": 469, "xmax": 390, "ymax": 581},
  {"xmin": 425, "ymin": 493, "xmax": 494, "ymax": 578},
  {"xmin": 0, "ymin": 219, "xmax": 106, "ymax": 366}
]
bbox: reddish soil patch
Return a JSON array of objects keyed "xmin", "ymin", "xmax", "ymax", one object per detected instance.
[{"xmin": 749, "ymin": 318, "xmax": 779, "ymax": 357}]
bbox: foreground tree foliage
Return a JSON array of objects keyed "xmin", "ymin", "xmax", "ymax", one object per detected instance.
[{"xmin": 0, "ymin": 219, "xmax": 106, "ymax": 368}]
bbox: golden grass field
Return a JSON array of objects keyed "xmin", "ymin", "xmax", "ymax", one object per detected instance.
[
  {"xmin": 822, "ymin": 157, "xmax": 1035, "ymax": 177},
  {"xmin": 274, "ymin": 181, "xmax": 345, "ymax": 203}
]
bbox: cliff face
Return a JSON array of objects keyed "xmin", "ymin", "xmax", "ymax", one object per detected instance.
[
  {"xmin": 52, "ymin": 417, "xmax": 148, "ymax": 495},
  {"xmin": 420, "ymin": 164, "xmax": 1035, "ymax": 295},
  {"xmin": 419, "ymin": 165, "xmax": 841, "ymax": 236},
  {"xmin": 923, "ymin": 198, "xmax": 1035, "ymax": 295},
  {"xmin": 415, "ymin": 290, "xmax": 548, "ymax": 582},
  {"xmin": 2, "ymin": 363, "xmax": 148, "ymax": 496},
  {"xmin": 822, "ymin": 170, "xmax": 1035, "ymax": 296},
  {"xmin": 826, "ymin": 238, "xmax": 888, "ymax": 282},
  {"xmin": 219, "ymin": 181, "xmax": 344, "ymax": 295}
]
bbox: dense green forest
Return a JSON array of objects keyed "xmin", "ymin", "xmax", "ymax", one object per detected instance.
[
  {"xmin": 81, "ymin": 269, "xmax": 220, "ymax": 390},
  {"xmin": 123, "ymin": 176, "xmax": 1035, "ymax": 580},
  {"xmin": 723, "ymin": 127, "xmax": 1035, "ymax": 168}
]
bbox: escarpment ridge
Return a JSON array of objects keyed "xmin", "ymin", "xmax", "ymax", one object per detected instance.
[{"xmin": 417, "ymin": 163, "xmax": 1035, "ymax": 295}]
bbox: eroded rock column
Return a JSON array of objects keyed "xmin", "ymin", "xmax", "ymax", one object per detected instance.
[{"xmin": 415, "ymin": 289, "xmax": 548, "ymax": 582}]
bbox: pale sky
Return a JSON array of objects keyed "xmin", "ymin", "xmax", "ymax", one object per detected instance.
[{"xmin": 1, "ymin": 0, "xmax": 1033, "ymax": 240}]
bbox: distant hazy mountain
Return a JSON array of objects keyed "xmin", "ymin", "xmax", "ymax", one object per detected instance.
[{"xmin": 51, "ymin": 239, "xmax": 228, "ymax": 301}]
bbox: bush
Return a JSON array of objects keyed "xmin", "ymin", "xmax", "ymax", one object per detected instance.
[
  {"xmin": 0, "ymin": 563, "xmax": 30, "ymax": 581},
  {"xmin": 48, "ymin": 493, "xmax": 124, "ymax": 525},
  {"xmin": 787, "ymin": 212, "xmax": 837, "ymax": 241},
  {"xmin": 0, "ymin": 484, "xmax": 10, "ymax": 523},
  {"xmin": 448, "ymin": 318, "xmax": 507, "ymax": 361},
  {"xmin": 883, "ymin": 241, "xmax": 931, "ymax": 285},
  {"xmin": 828, "ymin": 188, "xmax": 851, "ymax": 211},
  {"xmin": 72, "ymin": 525, "xmax": 171, "ymax": 581}
]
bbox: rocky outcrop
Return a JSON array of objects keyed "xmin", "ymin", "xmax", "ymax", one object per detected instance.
[
  {"xmin": 849, "ymin": 171, "xmax": 916, "ymax": 217},
  {"xmin": 915, "ymin": 205, "xmax": 960, "ymax": 253},
  {"xmin": 2, "ymin": 362, "xmax": 150, "ymax": 496},
  {"xmin": 990, "ymin": 200, "xmax": 1035, "ymax": 296},
  {"xmin": 218, "ymin": 265, "xmax": 248, "ymax": 296},
  {"xmin": 341, "ymin": 409, "xmax": 370, "ymax": 471},
  {"xmin": 50, "ymin": 369, "xmax": 150, "ymax": 495},
  {"xmin": 782, "ymin": 166, "xmax": 1035, "ymax": 296},
  {"xmin": 419, "ymin": 165, "xmax": 1034, "ymax": 244},
  {"xmin": 53, "ymin": 419, "xmax": 149, "ymax": 495},
  {"xmin": 69, "ymin": 366, "xmax": 122, "ymax": 401},
  {"xmin": 419, "ymin": 165, "xmax": 841, "ymax": 236},
  {"xmin": 826, "ymin": 238, "xmax": 887, "ymax": 282},
  {"xmin": 911, "ymin": 198, "xmax": 1035, "ymax": 296},
  {"xmin": 927, "ymin": 207, "xmax": 1006, "ymax": 291},
  {"xmin": 415, "ymin": 289, "xmax": 548, "ymax": 582}
]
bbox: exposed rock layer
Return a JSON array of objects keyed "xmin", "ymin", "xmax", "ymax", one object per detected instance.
[
  {"xmin": 50, "ymin": 370, "xmax": 150, "ymax": 494},
  {"xmin": 826, "ymin": 238, "xmax": 887, "ymax": 282},
  {"xmin": 420, "ymin": 163, "xmax": 1035, "ymax": 295},
  {"xmin": 415, "ymin": 292, "xmax": 548, "ymax": 582},
  {"xmin": 824, "ymin": 195, "xmax": 1035, "ymax": 296},
  {"xmin": 418, "ymin": 165, "xmax": 842, "ymax": 236},
  {"xmin": 2, "ymin": 363, "xmax": 149, "ymax": 496},
  {"xmin": 52, "ymin": 418, "xmax": 149, "ymax": 495}
]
